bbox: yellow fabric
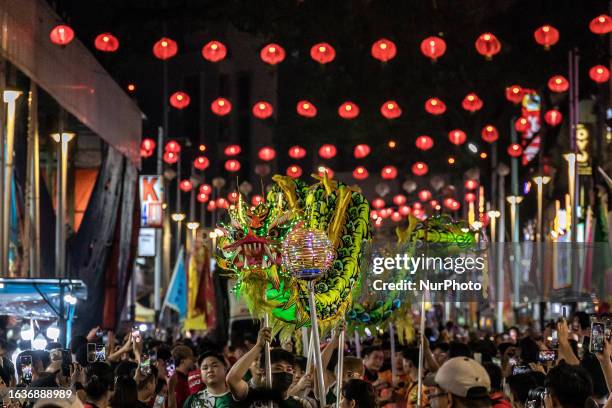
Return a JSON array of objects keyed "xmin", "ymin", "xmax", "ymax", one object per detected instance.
[{"xmin": 184, "ymin": 252, "xmax": 207, "ymax": 331}]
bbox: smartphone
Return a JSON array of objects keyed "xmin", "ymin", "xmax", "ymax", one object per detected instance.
[
  {"xmin": 140, "ymin": 352, "xmax": 152, "ymax": 376},
  {"xmin": 512, "ymin": 365, "xmax": 531, "ymax": 375},
  {"xmin": 550, "ymin": 330, "xmax": 558, "ymax": 349},
  {"xmin": 590, "ymin": 321, "xmax": 605, "ymax": 353},
  {"xmin": 562, "ymin": 306, "xmax": 568, "ymax": 320},
  {"xmin": 153, "ymin": 395, "xmax": 165, "ymax": 408},
  {"xmin": 87, "ymin": 343, "xmax": 97, "ymax": 363},
  {"xmin": 20, "ymin": 355, "xmax": 33, "ymax": 384},
  {"xmin": 166, "ymin": 357, "xmax": 175, "ymax": 378},
  {"xmin": 95, "ymin": 344, "xmax": 106, "ymax": 362},
  {"xmin": 132, "ymin": 328, "xmax": 141, "ymax": 343},
  {"xmin": 538, "ymin": 350, "xmax": 557, "ymax": 362},
  {"xmin": 96, "ymin": 329, "xmax": 105, "ymax": 338},
  {"xmin": 508, "ymin": 357, "xmax": 518, "ymax": 367},
  {"xmin": 61, "ymin": 349, "xmax": 72, "ymax": 376}
]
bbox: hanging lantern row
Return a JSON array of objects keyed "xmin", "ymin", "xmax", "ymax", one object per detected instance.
[
  {"xmin": 505, "ymin": 85, "xmax": 524, "ymax": 104},
  {"xmin": 140, "ymin": 138, "xmax": 156, "ymax": 158},
  {"xmin": 533, "ymin": 25, "xmax": 560, "ymax": 50},
  {"xmin": 462, "ymin": 93, "xmax": 484, "ymax": 112}
]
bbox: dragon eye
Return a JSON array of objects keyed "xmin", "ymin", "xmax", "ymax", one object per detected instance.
[
  {"xmin": 269, "ymin": 228, "xmax": 280, "ymax": 238},
  {"xmin": 235, "ymin": 230, "xmax": 246, "ymax": 240}
]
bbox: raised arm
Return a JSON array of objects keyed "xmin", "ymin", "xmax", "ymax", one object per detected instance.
[
  {"xmin": 557, "ymin": 320, "xmax": 580, "ymax": 365},
  {"xmin": 596, "ymin": 336, "xmax": 612, "ymax": 394},
  {"xmin": 226, "ymin": 327, "xmax": 271, "ymax": 401}
]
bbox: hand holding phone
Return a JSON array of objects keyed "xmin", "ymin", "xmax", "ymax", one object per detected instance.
[
  {"xmin": 20, "ymin": 355, "xmax": 33, "ymax": 384},
  {"xmin": 538, "ymin": 350, "xmax": 557, "ymax": 362},
  {"xmin": 87, "ymin": 343, "xmax": 97, "ymax": 363},
  {"xmin": 590, "ymin": 321, "xmax": 605, "ymax": 354}
]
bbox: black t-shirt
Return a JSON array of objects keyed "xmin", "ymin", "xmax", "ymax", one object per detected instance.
[{"xmin": 0, "ymin": 357, "xmax": 14, "ymax": 384}]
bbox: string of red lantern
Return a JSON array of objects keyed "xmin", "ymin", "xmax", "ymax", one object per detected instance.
[
  {"xmin": 224, "ymin": 144, "xmax": 241, "ymax": 156},
  {"xmin": 544, "ymin": 109, "xmax": 562, "ymax": 126},
  {"xmin": 225, "ymin": 159, "xmax": 241, "ymax": 172},
  {"xmin": 179, "ymin": 180, "xmax": 193, "ymax": 192},
  {"xmin": 288, "ymin": 145, "xmax": 307, "ymax": 159},
  {"xmin": 481, "ymin": 125, "xmax": 499, "ymax": 143},
  {"xmin": 425, "ymin": 98, "xmax": 446, "ymax": 115},
  {"xmin": 548, "ymin": 75, "xmax": 569, "ymax": 93},
  {"xmin": 416, "ymin": 135, "xmax": 434, "ymax": 151},
  {"xmin": 211, "ymin": 98, "xmax": 232, "ymax": 116},
  {"xmin": 194, "ymin": 156, "xmax": 210, "ymax": 170},
  {"xmin": 165, "ymin": 140, "xmax": 181, "ymax": 154},
  {"xmin": 353, "ymin": 144, "xmax": 371, "ymax": 159},
  {"xmin": 412, "ymin": 162, "xmax": 428, "ymax": 176},
  {"xmin": 286, "ymin": 165, "xmax": 302, "ymax": 178},
  {"xmin": 352, "ymin": 166, "xmax": 368, "ymax": 180},
  {"xmin": 507, "ymin": 143, "xmax": 523, "ymax": 158},
  {"xmin": 589, "ymin": 65, "xmax": 610, "ymax": 83},
  {"xmin": 515, "ymin": 117, "xmax": 530, "ymax": 133},
  {"xmin": 381, "ymin": 165, "xmax": 398, "ymax": 179},
  {"xmin": 252, "ymin": 101, "xmax": 273, "ymax": 119},
  {"xmin": 258, "ymin": 146, "xmax": 276, "ymax": 161},
  {"xmin": 589, "ymin": 15, "xmax": 612, "ymax": 35},
  {"xmin": 448, "ymin": 129, "xmax": 467, "ymax": 146},
  {"xmin": 200, "ymin": 184, "xmax": 212, "ymax": 195},
  {"xmin": 462, "ymin": 93, "xmax": 483, "ymax": 112},
  {"xmin": 318, "ymin": 144, "xmax": 337, "ymax": 159},
  {"xmin": 505, "ymin": 85, "xmax": 524, "ymax": 104}
]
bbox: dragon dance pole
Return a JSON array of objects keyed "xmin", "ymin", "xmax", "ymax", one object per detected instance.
[
  {"xmin": 354, "ymin": 332, "xmax": 361, "ymax": 358},
  {"xmin": 335, "ymin": 326, "xmax": 345, "ymax": 408},
  {"xmin": 389, "ymin": 323, "xmax": 397, "ymax": 386},
  {"xmin": 307, "ymin": 280, "xmax": 327, "ymax": 407},
  {"xmin": 416, "ymin": 293, "xmax": 426, "ymax": 407},
  {"xmin": 263, "ymin": 312, "xmax": 273, "ymax": 408}
]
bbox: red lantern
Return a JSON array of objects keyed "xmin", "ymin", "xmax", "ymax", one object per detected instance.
[
  {"xmin": 50, "ymin": 25, "xmax": 74, "ymax": 46},
  {"xmin": 352, "ymin": 166, "xmax": 369, "ymax": 180},
  {"xmin": 338, "ymin": 101, "xmax": 360, "ymax": 119},
  {"xmin": 425, "ymin": 98, "xmax": 446, "ymax": 115},
  {"xmin": 252, "ymin": 101, "xmax": 273, "ymax": 119},
  {"xmin": 380, "ymin": 100, "xmax": 402, "ymax": 119},
  {"xmin": 413, "ymin": 202, "xmax": 423, "ymax": 210},
  {"xmin": 420, "ymin": 36, "xmax": 446, "ymax": 61},
  {"xmin": 370, "ymin": 210, "xmax": 379, "ymax": 220},
  {"xmin": 141, "ymin": 148, "xmax": 153, "ymax": 158},
  {"xmin": 507, "ymin": 143, "xmax": 523, "ymax": 158},
  {"xmin": 589, "ymin": 65, "xmax": 610, "ymax": 84},
  {"xmin": 590, "ymin": 15, "xmax": 612, "ymax": 35},
  {"xmin": 94, "ymin": 33, "xmax": 119, "ymax": 52},
  {"xmin": 353, "ymin": 144, "xmax": 371, "ymax": 159},
  {"xmin": 251, "ymin": 195, "xmax": 264, "ymax": 206},
  {"xmin": 464, "ymin": 179, "xmax": 478, "ymax": 190},
  {"xmin": 260, "ymin": 43, "xmax": 285, "ymax": 65},
  {"xmin": 207, "ymin": 201, "xmax": 217, "ymax": 211},
  {"xmin": 372, "ymin": 198, "xmax": 386, "ymax": 209},
  {"xmin": 225, "ymin": 159, "xmax": 241, "ymax": 172},
  {"xmin": 371, "ymin": 38, "xmax": 397, "ymax": 62},
  {"xmin": 197, "ymin": 193, "xmax": 209, "ymax": 203},
  {"xmin": 464, "ymin": 193, "xmax": 477, "ymax": 203},
  {"xmin": 544, "ymin": 109, "xmax": 563, "ymax": 126},
  {"xmin": 448, "ymin": 129, "xmax": 467, "ymax": 146},
  {"xmin": 412, "ymin": 162, "xmax": 429, "ymax": 176},
  {"xmin": 505, "ymin": 85, "xmax": 524, "ymax": 104},
  {"xmin": 211, "ymin": 98, "xmax": 232, "ymax": 116},
  {"xmin": 216, "ymin": 198, "xmax": 229, "ymax": 209},
  {"xmin": 288, "ymin": 145, "xmax": 307, "ymax": 159},
  {"xmin": 153, "ymin": 37, "xmax": 177, "ymax": 60},
  {"xmin": 399, "ymin": 205, "xmax": 411, "ymax": 216},
  {"xmin": 318, "ymin": 144, "xmax": 337, "ymax": 159},
  {"xmin": 418, "ymin": 190, "xmax": 432, "ymax": 202},
  {"xmin": 170, "ymin": 92, "xmax": 190, "ymax": 109},
  {"xmin": 193, "ymin": 156, "xmax": 210, "ymax": 170},
  {"xmin": 548, "ymin": 75, "xmax": 569, "ymax": 93},
  {"xmin": 462, "ymin": 93, "xmax": 483, "ymax": 112},
  {"xmin": 179, "ymin": 180, "xmax": 193, "ymax": 192},
  {"xmin": 199, "ymin": 184, "xmax": 212, "ymax": 195},
  {"xmin": 514, "ymin": 117, "xmax": 530, "ymax": 133},
  {"xmin": 227, "ymin": 192, "xmax": 239, "ymax": 204},
  {"xmin": 258, "ymin": 146, "xmax": 276, "ymax": 161},
  {"xmin": 165, "ymin": 140, "xmax": 181, "ymax": 154},
  {"xmin": 430, "ymin": 200, "xmax": 439, "ymax": 209},
  {"xmin": 141, "ymin": 138, "xmax": 156, "ymax": 153},
  {"xmin": 392, "ymin": 194, "xmax": 406, "ymax": 206},
  {"xmin": 481, "ymin": 125, "xmax": 499, "ymax": 143},
  {"xmin": 317, "ymin": 166, "xmax": 334, "ymax": 178},
  {"xmin": 310, "ymin": 42, "xmax": 336, "ymax": 64},
  {"xmin": 297, "ymin": 100, "xmax": 317, "ymax": 118},
  {"xmin": 224, "ymin": 145, "xmax": 241, "ymax": 156},
  {"xmin": 443, "ymin": 198, "xmax": 460, "ymax": 211},
  {"xmin": 381, "ymin": 165, "xmax": 398, "ymax": 180},
  {"xmin": 163, "ymin": 151, "xmax": 178, "ymax": 164},
  {"xmin": 475, "ymin": 32, "xmax": 501, "ymax": 59},
  {"xmin": 534, "ymin": 25, "xmax": 559, "ymax": 49},
  {"xmin": 391, "ymin": 212, "xmax": 402, "ymax": 222},
  {"xmin": 415, "ymin": 135, "xmax": 434, "ymax": 151},
  {"xmin": 202, "ymin": 40, "xmax": 227, "ymax": 62},
  {"xmin": 286, "ymin": 165, "xmax": 303, "ymax": 179}
]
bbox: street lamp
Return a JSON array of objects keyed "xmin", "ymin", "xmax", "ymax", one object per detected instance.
[
  {"xmin": 506, "ymin": 196, "xmax": 524, "ymax": 242},
  {"xmin": 487, "ymin": 210, "xmax": 501, "ymax": 242},
  {"xmin": 532, "ymin": 175, "xmax": 551, "ymax": 242},
  {"xmin": 50, "ymin": 132, "xmax": 75, "ymax": 278},
  {"xmin": 2, "ymin": 90, "xmax": 22, "ymax": 274},
  {"xmin": 171, "ymin": 212, "xmax": 186, "ymax": 258}
]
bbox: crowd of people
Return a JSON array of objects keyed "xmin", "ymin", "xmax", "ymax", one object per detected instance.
[{"xmin": 0, "ymin": 310, "xmax": 611, "ymax": 408}]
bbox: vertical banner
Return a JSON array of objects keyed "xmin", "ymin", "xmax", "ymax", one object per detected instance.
[{"xmin": 139, "ymin": 175, "xmax": 163, "ymax": 228}]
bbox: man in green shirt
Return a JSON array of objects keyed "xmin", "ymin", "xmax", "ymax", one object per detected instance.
[{"xmin": 184, "ymin": 351, "xmax": 235, "ymax": 408}]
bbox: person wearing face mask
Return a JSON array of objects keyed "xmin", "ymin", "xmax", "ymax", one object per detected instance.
[
  {"xmin": 226, "ymin": 327, "xmax": 316, "ymax": 408},
  {"xmin": 184, "ymin": 352, "xmax": 233, "ymax": 408}
]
